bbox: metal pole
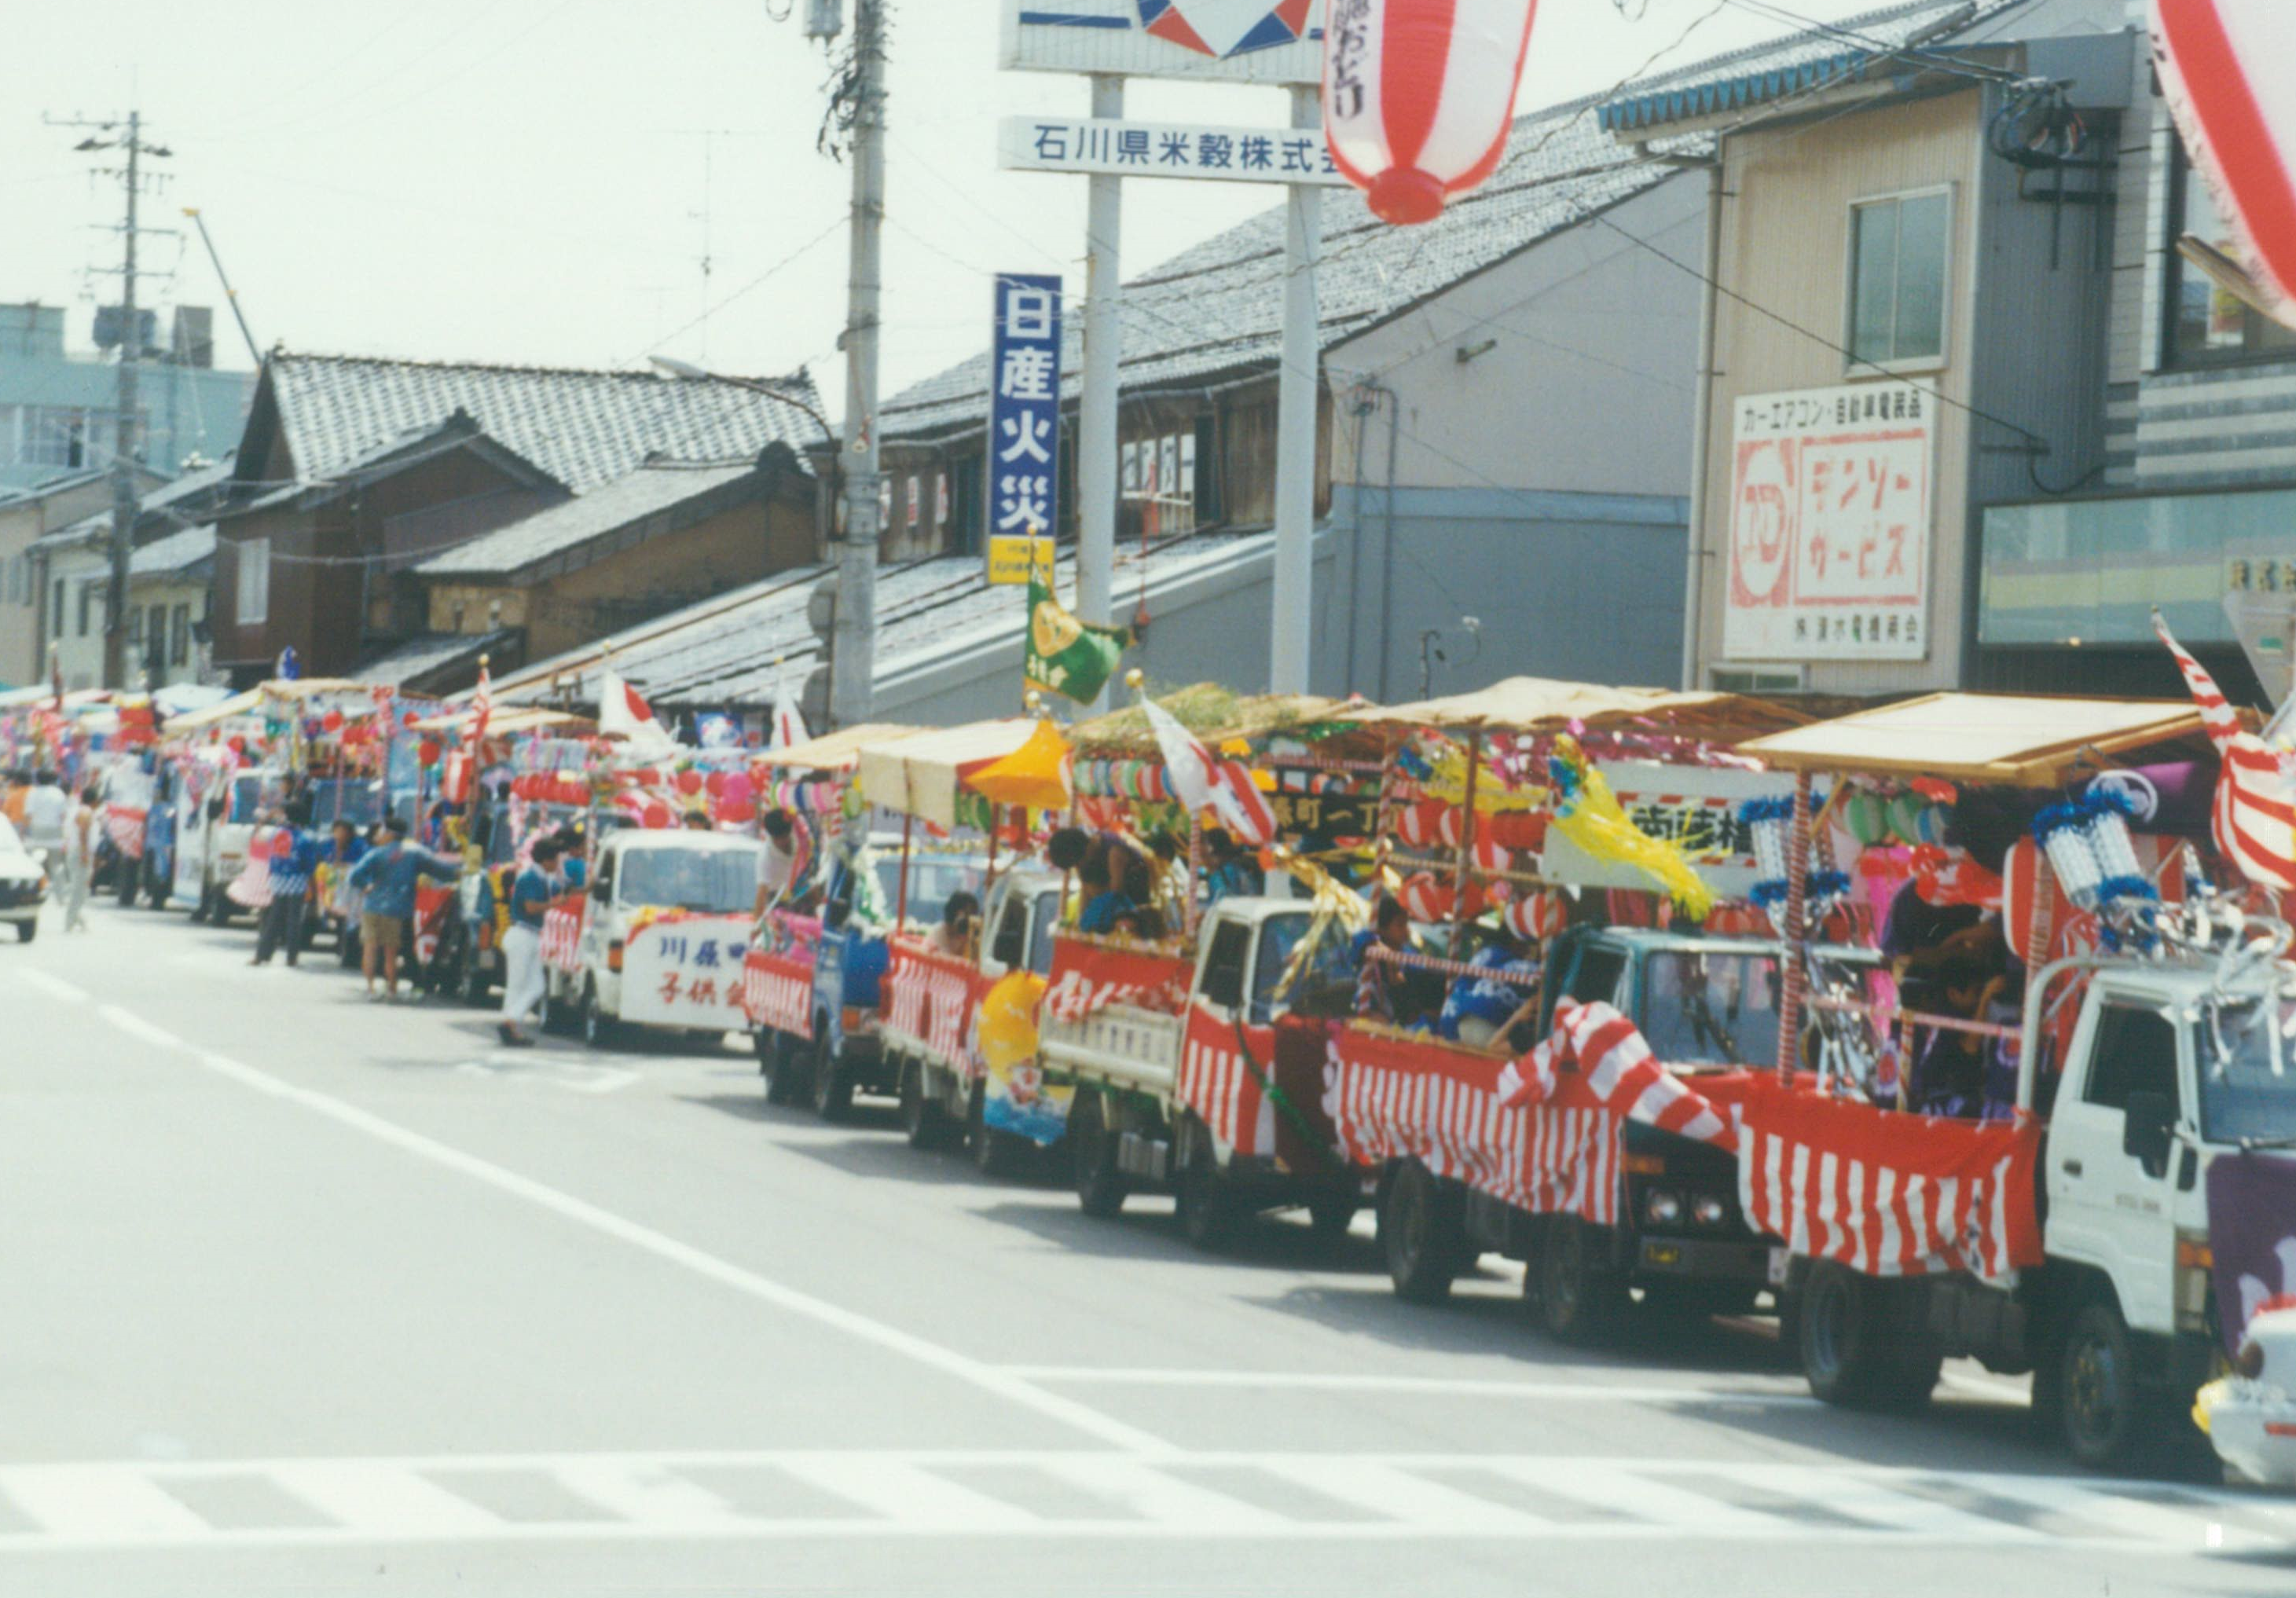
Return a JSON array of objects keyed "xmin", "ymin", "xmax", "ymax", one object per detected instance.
[
  {"xmin": 182, "ymin": 208, "xmax": 262, "ymax": 368},
  {"xmin": 1077, "ymin": 73, "xmax": 1124, "ymax": 710},
  {"xmin": 1449, "ymin": 728, "xmax": 1482, "ymax": 960},
  {"xmin": 105, "ymin": 111, "xmax": 142, "ymax": 691},
  {"xmin": 830, "ymin": 0, "xmax": 886, "ymax": 729},
  {"xmin": 895, "ymin": 809, "xmax": 912, "ymax": 930},
  {"xmin": 1678, "ymin": 160, "xmax": 1722, "ymax": 691},
  {"xmin": 1270, "ymin": 83, "xmax": 1322, "ymax": 696}
]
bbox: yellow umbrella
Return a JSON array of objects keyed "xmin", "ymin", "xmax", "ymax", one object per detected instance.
[{"xmin": 965, "ymin": 717, "xmax": 1073, "ymax": 812}]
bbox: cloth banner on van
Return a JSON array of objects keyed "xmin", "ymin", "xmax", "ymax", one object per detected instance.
[
  {"xmin": 1731, "ymin": 1080, "xmax": 2044, "ymax": 1281},
  {"xmin": 740, "ymin": 947, "xmax": 815, "ymax": 1040},
  {"xmin": 1041, "ymin": 934, "xmax": 1193, "ymax": 1024},
  {"xmin": 540, "ymin": 896, "xmax": 586, "ymax": 974},
  {"xmin": 883, "ymin": 941, "xmax": 992, "ymax": 1078}
]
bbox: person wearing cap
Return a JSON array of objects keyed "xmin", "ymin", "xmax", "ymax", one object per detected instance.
[{"xmin": 344, "ymin": 815, "xmax": 460, "ymax": 1001}]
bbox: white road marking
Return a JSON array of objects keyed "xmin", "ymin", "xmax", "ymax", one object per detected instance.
[
  {"xmin": 0, "ymin": 1450, "xmax": 2282, "ymax": 1552},
  {"xmin": 13, "ymin": 969, "xmax": 88, "ymax": 1003},
  {"xmin": 99, "ymin": 1005, "xmax": 185, "ymax": 1052},
  {"xmin": 81, "ymin": 1005, "xmax": 1163, "ymax": 1455},
  {"xmin": 999, "ymin": 1367, "xmax": 1817, "ymax": 1408},
  {"xmin": 1940, "ymin": 1369, "xmax": 2034, "ymax": 1406},
  {"xmin": 453, "ymin": 1055, "xmax": 641, "ymax": 1095}
]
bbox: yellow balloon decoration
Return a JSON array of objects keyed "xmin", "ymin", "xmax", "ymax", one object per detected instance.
[
  {"xmin": 977, "ymin": 969, "xmax": 1047, "ymax": 1082},
  {"xmin": 1545, "ymin": 734, "xmax": 1715, "ymax": 918}
]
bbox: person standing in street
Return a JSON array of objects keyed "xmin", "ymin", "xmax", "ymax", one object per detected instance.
[
  {"xmin": 251, "ymin": 799, "xmax": 318, "ymax": 967},
  {"xmin": 1, "ymin": 768, "xmax": 30, "ymax": 832},
  {"xmin": 345, "ymin": 815, "xmax": 460, "ymax": 1001},
  {"xmin": 497, "ymin": 837, "xmax": 562, "ymax": 1047},
  {"xmin": 61, "ymin": 777, "xmax": 98, "ymax": 933},
  {"xmin": 20, "ymin": 770, "xmax": 67, "ymax": 857}
]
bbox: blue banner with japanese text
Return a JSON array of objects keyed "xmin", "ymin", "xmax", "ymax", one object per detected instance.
[{"xmin": 988, "ymin": 273, "xmax": 1063, "ymax": 545}]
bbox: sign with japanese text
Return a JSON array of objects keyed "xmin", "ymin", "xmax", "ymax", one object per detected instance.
[
  {"xmin": 621, "ymin": 914, "xmax": 754, "ymax": 1032},
  {"xmin": 1723, "ymin": 382, "xmax": 1935, "ymax": 662},
  {"xmin": 1001, "ymin": 2, "xmax": 1325, "ymax": 86},
  {"xmin": 997, "ymin": 115, "xmax": 1344, "ymax": 183},
  {"xmin": 987, "ymin": 273, "xmax": 1064, "ymax": 558},
  {"xmin": 986, "ymin": 534, "xmax": 1057, "ymax": 587},
  {"xmin": 1538, "ymin": 762, "xmax": 1794, "ymax": 900},
  {"xmin": 1269, "ymin": 788, "xmax": 1374, "ymax": 839}
]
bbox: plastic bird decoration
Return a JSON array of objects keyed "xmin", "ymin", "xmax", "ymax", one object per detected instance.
[{"xmin": 1545, "ymin": 734, "xmax": 1715, "ymax": 918}]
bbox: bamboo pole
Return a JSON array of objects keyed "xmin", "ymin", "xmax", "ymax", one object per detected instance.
[
  {"xmin": 1449, "ymin": 727, "xmax": 1484, "ymax": 960},
  {"xmin": 1775, "ymin": 768, "xmax": 1813, "ymax": 1083}
]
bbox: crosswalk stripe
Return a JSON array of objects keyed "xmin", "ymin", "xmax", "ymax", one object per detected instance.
[{"xmin": 0, "ymin": 1451, "xmax": 2280, "ymax": 1552}]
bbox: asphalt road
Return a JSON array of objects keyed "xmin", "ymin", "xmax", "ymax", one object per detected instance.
[{"xmin": 5, "ymin": 896, "xmax": 2294, "ymax": 1596}]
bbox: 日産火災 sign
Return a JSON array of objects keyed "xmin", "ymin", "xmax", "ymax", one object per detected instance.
[
  {"xmin": 1001, "ymin": 1, "xmax": 1325, "ymax": 86},
  {"xmin": 986, "ymin": 272, "xmax": 1065, "ymax": 561},
  {"xmin": 1724, "ymin": 381, "xmax": 1936, "ymax": 662}
]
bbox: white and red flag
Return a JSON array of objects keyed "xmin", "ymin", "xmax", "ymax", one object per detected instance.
[
  {"xmin": 468, "ymin": 659, "xmax": 493, "ymax": 748},
  {"xmin": 599, "ymin": 669, "xmax": 680, "ymax": 763},
  {"xmin": 2153, "ymin": 1, "xmax": 2296, "ymax": 327},
  {"xmin": 1140, "ymin": 695, "xmax": 1277, "ymax": 846},
  {"xmin": 1324, "ymin": 0, "xmax": 1542, "ymax": 225},
  {"xmin": 2154, "ymin": 610, "xmax": 2296, "ymax": 895}
]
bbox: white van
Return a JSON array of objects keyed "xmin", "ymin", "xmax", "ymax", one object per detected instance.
[{"xmin": 550, "ymin": 829, "xmax": 766, "ymax": 1047}]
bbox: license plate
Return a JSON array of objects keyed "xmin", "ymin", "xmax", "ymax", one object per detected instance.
[{"xmin": 1767, "ymin": 1246, "xmax": 1792, "ymax": 1287}]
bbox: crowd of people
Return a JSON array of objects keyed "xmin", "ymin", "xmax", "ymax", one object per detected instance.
[{"xmin": 6, "ymin": 766, "xmax": 113, "ymax": 935}]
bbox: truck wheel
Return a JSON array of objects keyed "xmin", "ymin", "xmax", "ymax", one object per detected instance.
[
  {"xmin": 756, "ymin": 1031, "xmax": 795, "ymax": 1105},
  {"xmin": 1381, "ymin": 1160, "xmax": 1460, "ymax": 1303},
  {"xmin": 581, "ymin": 983, "xmax": 620, "ymax": 1050},
  {"xmin": 1176, "ymin": 1130, "xmax": 1240, "ymax": 1254},
  {"xmin": 1531, "ymin": 1217, "xmax": 1625, "ymax": 1343},
  {"xmin": 15, "ymin": 918, "xmax": 35, "ymax": 943},
  {"xmin": 1800, "ymin": 1261, "xmax": 1899, "ymax": 1407},
  {"xmin": 2059, "ymin": 1300, "xmax": 2145, "ymax": 1471},
  {"xmin": 809, "ymin": 1033, "xmax": 853, "ymax": 1122},
  {"xmin": 1069, "ymin": 1092, "xmax": 1128, "ymax": 1219},
  {"xmin": 899, "ymin": 1059, "xmax": 955, "ymax": 1151}
]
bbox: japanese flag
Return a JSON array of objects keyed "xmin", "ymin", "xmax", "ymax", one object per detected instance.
[
  {"xmin": 600, "ymin": 669, "xmax": 680, "ymax": 762},
  {"xmin": 2154, "ymin": 1, "xmax": 2296, "ymax": 327},
  {"xmin": 1141, "ymin": 695, "xmax": 1276, "ymax": 847},
  {"xmin": 766, "ymin": 658, "xmax": 806, "ymax": 753}
]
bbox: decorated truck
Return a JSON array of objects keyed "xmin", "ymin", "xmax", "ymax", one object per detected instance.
[
  {"xmin": 548, "ymin": 828, "xmax": 764, "ymax": 1047},
  {"xmin": 1726, "ymin": 684, "xmax": 2296, "ymax": 1475},
  {"xmin": 1043, "ymin": 900, "xmax": 1363, "ymax": 1252},
  {"xmin": 878, "ymin": 863, "xmax": 1067, "ymax": 1166}
]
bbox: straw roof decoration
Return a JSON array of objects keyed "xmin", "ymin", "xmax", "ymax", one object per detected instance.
[{"xmin": 1065, "ymin": 684, "xmax": 1355, "ymax": 754}]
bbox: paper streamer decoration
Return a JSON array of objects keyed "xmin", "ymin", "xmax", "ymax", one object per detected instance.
[
  {"xmin": 1547, "ymin": 734, "xmax": 1714, "ymax": 918},
  {"xmin": 1325, "ymin": 0, "xmax": 1543, "ymax": 225}
]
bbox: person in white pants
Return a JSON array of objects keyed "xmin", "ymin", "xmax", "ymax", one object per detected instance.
[{"xmin": 497, "ymin": 838, "xmax": 562, "ymax": 1046}]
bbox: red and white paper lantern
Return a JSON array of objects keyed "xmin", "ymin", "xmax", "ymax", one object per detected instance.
[
  {"xmin": 1506, "ymin": 888, "xmax": 1567, "ymax": 942},
  {"xmin": 2154, "ymin": 2, "xmax": 2296, "ymax": 327},
  {"xmin": 1325, "ymin": 0, "xmax": 1543, "ymax": 225}
]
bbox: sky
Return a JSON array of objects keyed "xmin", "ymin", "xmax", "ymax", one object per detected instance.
[{"xmin": 0, "ymin": 0, "xmax": 1898, "ymax": 412}]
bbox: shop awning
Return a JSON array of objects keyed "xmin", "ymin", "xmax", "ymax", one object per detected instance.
[
  {"xmin": 856, "ymin": 720, "xmax": 1036, "ymax": 829},
  {"xmin": 755, "ymin": 723, "xmax": 922, "ymax": 775},
  {"xmin": 1737, "ymin": 694, "xmax": 2215, "ymax": 788},
  {"xmin": 1067, "ymin": 687, "xmax": 1354, "ymax": 753},
  {"xmin": 1337, "ymin": 676, "xmax": 1806, "ymax": 739}
]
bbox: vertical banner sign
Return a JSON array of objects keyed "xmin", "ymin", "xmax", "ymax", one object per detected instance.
[
  {"xmin": 1723, "ymin": 382, "xmax": 1936, "ymax": 663},
  {"xmin": 987, "ymin": 273, "xmax": 1065, "ymax": 558}
]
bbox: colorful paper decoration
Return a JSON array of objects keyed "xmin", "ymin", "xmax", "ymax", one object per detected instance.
[
  {"xmin": 1325, "ymin": 0, "xmax": 1544, "ymax": 225},
  {"xmin": 1544, "ymin": 735, "xmax": 1715, "ymax": 917}
]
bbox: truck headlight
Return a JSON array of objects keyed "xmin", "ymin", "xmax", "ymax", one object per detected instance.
[
  {"xmin": 1645, "ymin": 1190, "xmax": 1682, "ymax": 1226},
  {"xmin": 1693, "ymin": 1195, "xmax": 1728, "ymax": 1227}
]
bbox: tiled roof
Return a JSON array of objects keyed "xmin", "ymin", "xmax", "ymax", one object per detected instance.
[
  {"xmin": 269, "ymin": 355, "xmax": 827, "ymax": 494},
  {"xmin": 354, "ymin": 629, "xmax": 513, "ymax": 691},
  {"xmin": 417, "ymin": 458, "xmax": 761, "ymax": 579},
  {"xmin": 129, "ymin": 523, "xmax": 215, "ymax": 577},
  {"xmin": 497, "ymin": 531, "xmax": 1275, "ymax": 712},
  {"xmin": 878, "ymin": 2, "xmax": 2027, "ymax": 443}
]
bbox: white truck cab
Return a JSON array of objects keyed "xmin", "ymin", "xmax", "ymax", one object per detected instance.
[{"xmin": 557, "ymin": 829, "xmax": 765, "ymax": 1046}]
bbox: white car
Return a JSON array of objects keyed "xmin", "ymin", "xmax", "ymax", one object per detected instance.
[
  {"xmin": 0, "ymin": 815, "xmax": 50, "ymax": 943},
  {"xmin": 551, "ymin": 829, "xmax": 767, "ymax": 1047}
]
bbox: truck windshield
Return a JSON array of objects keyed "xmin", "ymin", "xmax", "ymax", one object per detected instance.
[
  {"xmin": 1249, "ymin": 911, "xmax": 1351, "ymax": 1025},
  {"xmin": 2195, "ymin": 997, "xmax": 2296, "ymax": 1145},
  {"xmin": 1029, "ymin": 889, "xmax": 1060, "ymax": 975},
  {"xmin": 877, "ymin": 856, "xmax": 987, "ymax": 930},
  {"xmin": 616, "ymin": 847, "xmax": 758, "ymax": 914},
  {"xmin": 1640, "ymin": 950, "xmax": 1783, "ymax": 1068}
]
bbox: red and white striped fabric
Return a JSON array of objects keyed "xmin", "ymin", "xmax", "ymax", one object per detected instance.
[
  {"xmin": 2155, "ymin": 611, "xmax": 2296, "ymax": 893},
  {"xmin": 540, "ymin": 898, "xmax": 586, "ymax": 973},
  {"xmin": 468, "ymin": 658, "xmax": 493, "ymax": 749},
  {"xmin": 1324, "ymin": 0, "xmax": 1543, "ymax": 225},
  {"xmin": 413, "ymin": 883, "xmax": 455, "ymax": 966},
  {"xmin": 1323, "ymin": 1023, "xmax": 1622, "ymax": 1222},
  {"xmin": 102, "ymin": 804, "xmax": 146, "ymax": 860},
  {"xmin": 882, "ymin": 943, "xmax": 991, "ymax": 1080},
  {"xmin": 2153, "ymin": 2, "xmax": 2296, "ymax": 327},
  {"xmin": 1498, "ymin": 1000, "xmax": 1737, "ymax": 1150},
  {"xmin": 1040, "ymin": 936, "xmax": 1194, "ymax": 1025},
  {"xmin": 740, "ymin": 947, "xmax": 815, "ymax": 1040},
  {"xmin": 1176, "ymin": 1004, "xmax": 1278, "ymax": 1159},
  {"xmin": 1733, "ymin": 1081, "xmax": 2045, "ymax": 1281}
]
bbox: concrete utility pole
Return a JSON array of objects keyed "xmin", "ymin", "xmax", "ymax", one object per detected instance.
[
  {"xmin": 829, "ymin": 0, "xmax": 887, "ymax": 730},
  {"xmin": 52, "ymin": 111, "xmax": 167, "ymax": 690},
  {"xmin": 1076, "ymin": 73, "xmax": 1124, "ymax": 712},
  {"xmin": 1269, "ymin": 84, "xmax": 1322, "ymax": 696}
]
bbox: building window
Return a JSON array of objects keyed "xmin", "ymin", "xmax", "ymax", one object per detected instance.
[
  {"xmin": 1121, "ymin": 428, "xmax": 1200, "ymax": 537},
  {"xmin": 146, "ymin": 603, "xmax": 167, "ymax": 667},
  {"xmin": 2165, "ymin": 140, "xmax": 2296, "ymax": 368},
  {"xmin": 235, "ymin": 537, "xmax": 270, "ymax": 626},
  {"xmin": 1847, "ymin": 188, "xmax": 1952, "ymax": 371},
  {"xmin": 127, "ymin": 607, "xmax": 144, "ymax": 651},
  {"xmin": 51, "ymin": 578, "xmax": 64, "ymax": 638},
  {"xmin": 171, "ymin": 603, "xmax": 190, "ymax": 665},
  {"xmin": 77, "ymin": 580, "xmax": 101, "ymax": 638},
  {"xmin": 1709, "ymin": 666, "xmax": 1806, "ymax": 694}
]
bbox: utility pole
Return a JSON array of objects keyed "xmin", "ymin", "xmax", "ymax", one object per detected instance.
[
  {"xmin": 53, "ymin": 110, "xmax": 169, "ymax": 690},
  {"xmin": 828, "ymin": 0, "xmax": 886, "ymax": 730},
  {"xmin": 1269, "ymin": 84, "xmax": 1322, "ymax": 695},
  {"xmin": 1076, "ymin": 73, "xmax": 1124, "ymax": 712}
]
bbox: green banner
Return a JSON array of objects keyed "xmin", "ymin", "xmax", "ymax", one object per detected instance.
[{"xmin": 1025, "ymin": 574, "xmax": 1131, "ymax": 706}]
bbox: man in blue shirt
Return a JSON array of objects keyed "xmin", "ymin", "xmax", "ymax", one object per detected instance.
[
  {"xmin": 1073, "ymin": 852, "xmax": 1137, "ymax": 936},
  {"xmin": 346, "ymin": 816, "xmax": 460, "ymax": 1001},
  {"xmin": 1438, "ymin": 927, "xmax": 1542, "ymax": 1050},
  {"xmin": 251, "ymin": 800, "xmax": 319, "ymax": 968},
  {"xmin": 498, "ymin": 837, "xmax": 562, "ymax": 1046}
]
